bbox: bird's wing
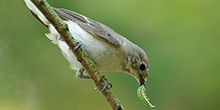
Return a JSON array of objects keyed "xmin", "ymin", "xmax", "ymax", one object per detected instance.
[{"xmin": 53, "ymin": 7, "xmax": 122, "ymax": 46}]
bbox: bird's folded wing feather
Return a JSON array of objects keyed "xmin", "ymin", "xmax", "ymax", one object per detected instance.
[{"xmin": 52, "ymin": 7, "xmax": 122, "ymax": 46}]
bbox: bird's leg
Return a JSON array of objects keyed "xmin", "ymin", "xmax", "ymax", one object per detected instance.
[{"xmin": 76, "ymin": 68, "xmax": 90, "ymax": 79}]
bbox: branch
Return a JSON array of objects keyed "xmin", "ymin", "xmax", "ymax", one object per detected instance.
[{"xmin": 30, "ymin": 0, "xmax": 124, "ymax": 109}]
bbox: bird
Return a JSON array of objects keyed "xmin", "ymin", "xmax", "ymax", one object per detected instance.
[{"xmin": 24, "ymin": 0, "xmax": 150, "ymax": 87}]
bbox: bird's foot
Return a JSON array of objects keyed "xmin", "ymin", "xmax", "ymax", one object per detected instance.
[
  {"xmin": 76, "ymin": 69, "xmax": 90, "ymax": 79},
  {"xmin": 68, "ymin": 41, "xmax": 82, "ymax": 53},
  {"xmin": 100, "ymin": 75, "xmax": 112, "ymax": 92}
]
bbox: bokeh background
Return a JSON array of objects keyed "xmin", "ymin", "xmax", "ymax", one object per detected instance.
[{"xmin": 1, "ymin": 0, "xmax": 220, "ymax": 110}]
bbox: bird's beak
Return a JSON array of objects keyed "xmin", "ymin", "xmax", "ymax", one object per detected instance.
[{"xmin": 139, "ymin": 74, "xmax": 145, "ymax": 86}]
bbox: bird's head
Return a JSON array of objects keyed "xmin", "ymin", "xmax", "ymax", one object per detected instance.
[{"xmin": 123, "ymin": 44, "xmax": 150, "ymax": 86}]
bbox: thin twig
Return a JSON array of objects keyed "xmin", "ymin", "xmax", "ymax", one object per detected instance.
[{"xmin": 30, "ymin": 0, "xmax": 124, "ymax": 109}]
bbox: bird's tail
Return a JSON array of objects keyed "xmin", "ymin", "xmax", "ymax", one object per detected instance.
[
  {"xmin": 24, "ymin": 0, "xmax": 61, "ymax": 43},
  {"xmin": 24, "ymin": 0, "xmax": 50, "ymax": 28}
]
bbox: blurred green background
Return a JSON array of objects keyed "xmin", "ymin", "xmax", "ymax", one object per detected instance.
[{"xmin": 1, "ymin": 0, "xmax": 220, "ymax": 110}]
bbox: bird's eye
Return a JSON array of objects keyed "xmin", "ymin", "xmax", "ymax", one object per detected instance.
[{"xmin": 139, "ymin": 63, "xmax": 146, "ymax": 71}]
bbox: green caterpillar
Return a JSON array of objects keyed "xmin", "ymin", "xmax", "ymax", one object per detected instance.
[{"xmin": 137, "ymin": 85, "xmax": 155, "ymax": 109}]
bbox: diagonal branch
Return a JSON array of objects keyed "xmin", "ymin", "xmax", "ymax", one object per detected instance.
[{"xmin": 30, "ymin": 0, "xmax": 124, "ymax": 109}]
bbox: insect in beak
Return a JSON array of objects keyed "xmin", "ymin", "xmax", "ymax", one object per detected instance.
[{"xmin": 137, "ymin": 85, "xmax": 155, "ymax": 109}]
